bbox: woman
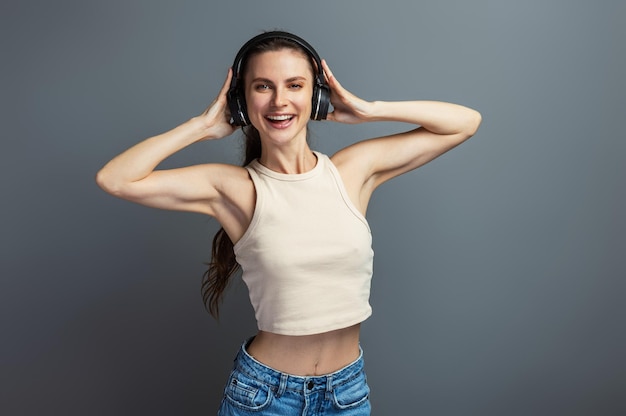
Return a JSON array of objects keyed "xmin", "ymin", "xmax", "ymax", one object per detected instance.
[{"xmin": 96, "ymin": 31, "xmax": 481, "ymax": 415}]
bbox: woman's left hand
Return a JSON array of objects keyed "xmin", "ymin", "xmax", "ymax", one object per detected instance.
[{"xmin": 322, "ymin": 60, "xmax": 373, "ymax": 124}]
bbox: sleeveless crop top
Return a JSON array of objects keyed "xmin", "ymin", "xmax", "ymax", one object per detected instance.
[{"xmin": 233, "ymin": 151, "xmax": 374, "ymax": 336}]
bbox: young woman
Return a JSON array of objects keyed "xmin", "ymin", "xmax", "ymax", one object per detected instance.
[{"xmin": 96, "ymin": 31, "xmax": 481, "ymax": 415}]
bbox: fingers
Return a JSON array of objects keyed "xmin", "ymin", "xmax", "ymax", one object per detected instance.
[
  {"xmin": 321, "ymin": 59, "xmax": 333, "ymax": 81},
  {"xmin": 219, "ymin": 67, "xmax": 233, "ymax": 97},
  {"xmin": 220, "ymin": 68, "xmax": 234, "ymax": 121},
  {"xmin": 202, "ymin": 69, "xmax": 233, "ymax": 116},
  {"xmin": 323, "ymin": 59, "xmax": 353, "ymax": 104},
  {"xmin": 322, "ymin": 59, "xmax": 341, "ymax": 90}
]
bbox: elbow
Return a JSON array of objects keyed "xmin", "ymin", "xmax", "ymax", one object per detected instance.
[
  {"xmin": 465, "ymin": 109, "xmax": 482, "ymax": 137},
  {"xmin": 468, "ymin": 110, "xmax": 483, "ymax": 137},
  {"xmin": 95, "ymin": 168, "xmax": 123, "ymax": 197}
]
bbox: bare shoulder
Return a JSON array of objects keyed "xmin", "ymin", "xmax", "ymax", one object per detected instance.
[
  {"xmin": 205, "ymin": 163, "xmax": 256, "ymax": 244},
  {"xmin": 181, "ymin": 162, "xmax": 252, "ymax": 197},
  {"xmin": 331, "ymin": 141, "xmax": 379, "ymax": 185},
  {"xmin": 330, "ymin": 144, "xmax": 377, "ymax": 216},
  {"xmin": 210, "ymin": 163, "xmax": 255, "ymax": 208},
  {"xmin": 206, "ymin": 163, "xmax": 252, "ymax": 190}
]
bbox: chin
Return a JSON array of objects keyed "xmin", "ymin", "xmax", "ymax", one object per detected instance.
[{"xmin": 256, "ymin": 120, "xmax": 308, "ymax": 144}]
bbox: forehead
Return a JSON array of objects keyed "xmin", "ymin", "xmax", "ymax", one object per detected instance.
[{"xmin": 244, "ymin": 49, "xmax": 314, "ymax": 81}]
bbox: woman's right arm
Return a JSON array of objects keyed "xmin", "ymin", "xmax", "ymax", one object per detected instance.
[{"xmin": 95, "ymin": 70, "xmax": 237, "ymax": 215}]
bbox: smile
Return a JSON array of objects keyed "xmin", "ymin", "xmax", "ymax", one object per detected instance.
[{"xmin": 266, "ymin": 114, "xmax": 294, "ymax": 121}]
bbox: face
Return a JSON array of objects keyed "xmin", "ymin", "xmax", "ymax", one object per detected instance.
[{"xmin": 244, "ymin": 49, "xmax": 314, "ymax": 147}]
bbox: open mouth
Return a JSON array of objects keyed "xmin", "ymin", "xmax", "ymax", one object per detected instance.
[{"xmin": 265, "ymin": 114, "xmax": 294, "ymax": 127}]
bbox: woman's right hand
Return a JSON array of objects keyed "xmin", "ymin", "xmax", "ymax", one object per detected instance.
[{"xmin": 197, "ymin": 68, "xmax": 237, "ymax": 141}]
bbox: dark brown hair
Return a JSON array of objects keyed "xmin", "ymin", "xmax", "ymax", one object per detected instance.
[{"xmin": 201, "ymin": 36, "xmax": 315, "ymax": 317}]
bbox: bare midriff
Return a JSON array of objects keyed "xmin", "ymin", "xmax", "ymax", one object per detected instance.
[{"xmin": 246, "ymin": 323, "xmax": 361, "ymax": 376}]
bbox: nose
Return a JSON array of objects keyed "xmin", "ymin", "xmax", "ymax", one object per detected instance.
[{"xmin": 272, "ymin": 87, "xmax": 287, "ymax": 107}]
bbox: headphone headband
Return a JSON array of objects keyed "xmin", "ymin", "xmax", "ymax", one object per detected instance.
[
  {"xmin": 227, "ymin": 31, "xmax": 330, "ymax": 126},
  {"xmin": 230, "ymin": 31, "xmax": 325, "ymax": 82}
]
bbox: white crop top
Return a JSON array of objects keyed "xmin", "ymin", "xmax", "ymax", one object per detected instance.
[{"xmin": 233, "ymin": 151, "xmax": 374, "ymax": 336}]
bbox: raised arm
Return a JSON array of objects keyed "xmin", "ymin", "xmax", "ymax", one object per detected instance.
[
  {"xmin": 95, "ymin": 70, "xmax": 238, "ymax": 215},
  {"xmin": 325, "ymin": 60, "xmax": 482, "ymax": 194}
]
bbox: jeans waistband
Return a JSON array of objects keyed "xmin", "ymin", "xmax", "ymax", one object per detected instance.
[{"xmin": 233, "ymin": 338, "xmax": 365, "ymax": 394}]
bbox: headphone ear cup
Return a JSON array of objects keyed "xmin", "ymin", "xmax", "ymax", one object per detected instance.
[
  {"xmin": 311, "ymin": 82, "xmax": 331, "ymax": 121},
  {"xmin": 227, "ymin": 87, "xmax": 249, "ymax": 126}
]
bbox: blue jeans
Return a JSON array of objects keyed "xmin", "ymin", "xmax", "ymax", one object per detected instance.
[{"xmin": 217, "ymin": 340, "xmax": 371, "ymax": 415}]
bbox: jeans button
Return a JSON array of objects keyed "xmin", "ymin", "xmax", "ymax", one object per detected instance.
[{"xmin": 307, "ymin": 380, "xmax": 314, "ymax": 390}]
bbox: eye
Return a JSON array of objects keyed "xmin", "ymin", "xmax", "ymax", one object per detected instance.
[
  {"xmin": 254, "ymin": 84, "xmax": 271, "ymax": 91},
  {"xmin": 289, "ymin": 83, "xmax": 303, "ymax": 89}
]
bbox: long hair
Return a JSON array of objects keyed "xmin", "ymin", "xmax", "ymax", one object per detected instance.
[{"xmin": 201, "ymin": 35, "xmax": 314, "ymax": 318}]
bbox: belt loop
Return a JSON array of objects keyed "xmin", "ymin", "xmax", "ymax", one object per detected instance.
[
  {"xmin": 276, "ymin": 373, "xmax": 288, "ymax": 398},
  {"xmin": 325, "ymin": 375, "xmax": 333, "ymax": 400}
]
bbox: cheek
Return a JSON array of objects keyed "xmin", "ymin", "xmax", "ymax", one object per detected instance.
[
  {"xmin": 245, "ymin": 90, "xmax": 263, "ymax": 107},
  {"xmin": 244, "ymin": 92, "xmax": 269, "ymax": 118},
  {"xmin": 296, "ymin": 88, "xmax": 314, "ymax": 109},
  {"xmin": 301, "ymin": 92, "xmax": 313, "ymax": 107}
]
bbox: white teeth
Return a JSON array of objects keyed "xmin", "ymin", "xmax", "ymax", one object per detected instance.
[{"xmin": 266, "ymin": 115, "xmax": 292, "ymax": 121}]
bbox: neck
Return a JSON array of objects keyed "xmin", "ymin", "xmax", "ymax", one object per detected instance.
[{"xmin": 259, "ymin": 142, "xmax": 317, "ymax": 174}]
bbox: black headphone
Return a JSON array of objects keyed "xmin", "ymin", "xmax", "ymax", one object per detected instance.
[{"xmin": 226, "ymin": 31, "xmax": 331, "ymax": 127}]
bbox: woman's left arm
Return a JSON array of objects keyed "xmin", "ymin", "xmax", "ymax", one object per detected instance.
[{"xmin": 325, "ymin": 60, "xmax": 482, "ymax": 190}]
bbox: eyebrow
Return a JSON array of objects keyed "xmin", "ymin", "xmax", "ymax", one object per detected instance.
[{"xmin": 250, "ymin": 76, "xmax": 308, "ymax": 84}]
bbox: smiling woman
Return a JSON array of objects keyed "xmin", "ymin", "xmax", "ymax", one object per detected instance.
[{"xmin": 95, "ymin": 31, "xmax": 481, "ymax": 415}]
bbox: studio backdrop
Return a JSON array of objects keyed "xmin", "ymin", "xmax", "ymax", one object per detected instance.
[{"xmin": 1, "ymin": 1, "xmax": 624, "ymax": 415}]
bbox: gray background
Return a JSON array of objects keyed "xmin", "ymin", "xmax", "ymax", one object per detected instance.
[{"xmin": 2, "ymin": 0, "xmax": 624, "ymax": 415}]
